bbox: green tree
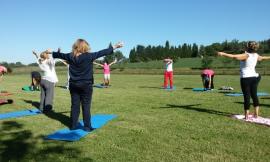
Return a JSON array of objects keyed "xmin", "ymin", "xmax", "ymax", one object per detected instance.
[
  {"xmin": 201, "ymin": 56, "xmax": 213, "ymax": 68},
  {"xmin": 191, "ymin": 43, "xmax": 198, "ymax": 57},
  {"xmin": 199, "ymin": 45, "xmax": 205, "ymax": 58}
]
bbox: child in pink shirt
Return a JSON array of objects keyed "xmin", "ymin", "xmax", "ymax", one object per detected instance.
[
  {"xmin": 93, "ymin": 59, "xmax": 117, "ymax": 86},
  {"xmin": 201, "ymin": 68, "xmax": 215, "ymax": 89},
  {"xmin": 0, "ymin": 66, "xmax": 8, "ymax": 82}
]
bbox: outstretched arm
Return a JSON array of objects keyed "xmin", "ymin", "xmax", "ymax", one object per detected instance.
[
  {"xmin": 93, "ymin": 62, "xmax": 103, "ymax": 67},
  {"xmin": 217, "ymin": 52, "xmax": 248, "ymax": 61},
  {"xmin": 258, "ymin": 55, "xmax": 270, "ymax": 61},
  {"xmin": 46, "ymin": 48, "xmax": 71, "ymax": 61},
  {"xmin": 91, "ymin": 42, "xmax": 124, "ymax": 61},
  {"xmin": 109, "ymin": 59, "xmax": 117, "ymax": 66},
  {"xmin": 32, "ymin": 50, "xmax": 39, "ymax": 59},
  {"xmin": 33, "ymin": 50, "xmax": 43, "ymax": 64},
  {"xmin": 164, "ymin": 58, "xmax": 173, "ymax": 63}
]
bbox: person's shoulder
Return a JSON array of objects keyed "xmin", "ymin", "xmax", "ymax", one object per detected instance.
[{"xmin": 82, "ymin": 52, "xmax": 92, "ymax": 57}]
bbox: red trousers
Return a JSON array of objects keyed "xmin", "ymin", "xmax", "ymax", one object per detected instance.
[{"xmin": 164, "ymin": 71, "xmax": 173, "ymax": 88}]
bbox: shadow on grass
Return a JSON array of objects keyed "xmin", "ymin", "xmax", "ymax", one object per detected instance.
[
  {"xmin": 183, "ymin": 87, "xmax": 193, "ymax": 90},
  {"xmin": 261, "ymin": 97, "xmax": 270, "ymax": 100},
  {"xmin": 0, "ymin": 121, "xmax": 93, "ymax": 161},
  {"xmin": 159, "ymin": 104, "xmax": 232, "ymax": 117},
  {"xmin": 218, "ymin": 91, "xmax": 235, "ymax": 94},
  {"xmin": 56, "ymin": 85, "xmax": 68, "ymax": 90},
  {"xmin": 23, "ymin": 99, "xmax": 70, "ymax": 128},
  {"xmin": 23, "ymin": 99, "xmax": 40, "ymax": 108},
  {"xmin": 44, "ymin": 110, "xmax": 70, "ymax": 128},
  {"xmin": 138, "ymin": 86, "xmax": 161, "ymax": 89},
  {"xmin": 234, "ymin": 101, "xmax": 270, "ymax": 108}
]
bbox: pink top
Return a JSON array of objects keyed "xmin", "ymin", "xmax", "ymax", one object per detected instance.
[
  {"xmin": 0, "ymin": 66, "xmax": 7, "ymax": 73},
  {"xmin": 103, "ymin": 63, "xmax": 110, "ymax": 74},
  {"xmin": 202, "ymin": 69, "xmax": 214, "ymax": 76}
]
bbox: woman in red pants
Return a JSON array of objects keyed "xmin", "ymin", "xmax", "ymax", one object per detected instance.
[{"xmin": 163, "ymin": 57, "xmax": 173, "ymax": 89}]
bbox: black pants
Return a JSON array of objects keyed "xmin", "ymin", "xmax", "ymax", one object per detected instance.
[
  {"xmin": 240, "ymin": 75, "xmax": 261, "ymax": 110},
  {"xmin": 201, "ymin": 75, "xmax": 214, "ymax": 89},
  {"xmin": 69, "ymin": 82, "xmax": 93, "ymax": 129}
]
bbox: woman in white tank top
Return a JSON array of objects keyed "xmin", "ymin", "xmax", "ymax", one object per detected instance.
[{"xmin": 218, "ymin": 41, "xmax": 270, "ymax": 120}]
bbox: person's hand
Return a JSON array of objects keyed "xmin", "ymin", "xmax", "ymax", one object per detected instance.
[
  {"xmin": 32, "ymin": 50, "xmax": 38, "ymax": 56},
  {"xmin": 113, "ymin": 42, "xmax": 124, "ymax": 49},
  {"xmin": 45, "ymin": 49, "xmax": 52, "ymax": 54}
]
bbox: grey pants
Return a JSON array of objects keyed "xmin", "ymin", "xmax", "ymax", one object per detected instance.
[{"xmin": 40, "ymin": 79, "xmax": 55, "ymax": 112}]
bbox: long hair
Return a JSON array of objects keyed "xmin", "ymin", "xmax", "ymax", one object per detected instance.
[
  {"xmin": 72, "ymin": 39, "xmax": 90, "ymax": 57},
  {"xmin": 247, "ymin": 41, "xmax": 259, "ymax": 53}
]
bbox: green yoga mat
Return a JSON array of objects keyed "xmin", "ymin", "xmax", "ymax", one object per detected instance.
[{"xmin": 22, "ymin": 86, "xmax": 39, "ymax": 91}]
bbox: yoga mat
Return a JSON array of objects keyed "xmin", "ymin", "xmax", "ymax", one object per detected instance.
[
  {"xmin": 0, "ymin": 92, "xmax": 12, "ymax": 96},
  {"xmin": 192, "ymin": 88, "xmax": 212, "ymax": 92},
  {"xmin": 45, "ymin": 114, "xmax": 117, "ymax": 141},
  {"xmin": 232, "ymin": 115, "xmax": 270, "ymax": 127},
  {"xmin": 0, "ymin": 108, "xmax": 41, "ymax": 120},
  {"xmin": 93, "ymin": 84, "xmax": 109, "ymax": 88},
  {"xmin": 22, "ymin": 86, "xmax": 39, "ymax": 91},
  {"xmin": 226, "ymin": 92, "xmax": 269, "ymax": 97},
  {"xmin": 162, "ymin": 86, "xmax": 176, "ymax": 90},
  {"xmin": 22, "ymin": 86, "xmax": 32, "ymax": 91}
]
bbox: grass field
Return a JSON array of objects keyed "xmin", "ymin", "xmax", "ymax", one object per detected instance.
[{"xmin": 1, "ymin": 74, "xmax": 270, "ymax": 162}]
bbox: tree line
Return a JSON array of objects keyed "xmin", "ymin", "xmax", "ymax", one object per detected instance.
[
  {"xmin": 1, "ymin": 39, "xmax": 270, "ymax": 67},
  {"xmin": 129, "ymin": 39, "xmax": 270, "ymax": 63}
]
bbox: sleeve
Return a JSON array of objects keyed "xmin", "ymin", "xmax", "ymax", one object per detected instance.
[
  {"xmin": 90, "ymin": 46, "xmax": 114, "ymax": 61},
  {"xmin": 52, "ymin": 52, "xmax": 71, "ymax": 61}
]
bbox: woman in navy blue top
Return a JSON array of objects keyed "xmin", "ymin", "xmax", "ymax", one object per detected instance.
[{"xmin": 50, "ymin": 39, "xmax": 123, "ymax": 131}]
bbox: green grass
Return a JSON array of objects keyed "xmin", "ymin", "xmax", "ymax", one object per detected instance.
[{"xmin": 1, "ymin": 74, "xmax": 270, "ymax": 162}]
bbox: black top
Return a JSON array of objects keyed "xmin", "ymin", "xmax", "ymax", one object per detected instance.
[{"xmin": 52, "ymin": 46, "xmax": 113, "ymax": 84}]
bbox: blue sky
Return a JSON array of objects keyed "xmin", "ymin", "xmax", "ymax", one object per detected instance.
[{"xmin": 0, "ymin": 0, "xmax": 270, "ymax": 64}]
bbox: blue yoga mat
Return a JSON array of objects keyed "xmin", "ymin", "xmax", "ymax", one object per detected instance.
[
  {"xmin": 162, "ymin": 86, "xmax": 176, "ymax": 90},
  {"xmin": 93, "ymin": 84, "xmax": 109, "ymax": 88},
  {"xmin": 45, "ymin": 114, "xmax": 117, "ymax": 141},
  {"xmin": 192, "ymin": 88, "xmax": 212, "ymax": 92},
  {"xmin": 226, "ymin": 92, "xmax": 270, "ymax": 97},
  {"xmin": 0, "ymin": 108, "xmax": 41, "ymax": 120}
]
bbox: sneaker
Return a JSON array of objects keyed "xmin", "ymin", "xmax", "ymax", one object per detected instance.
[
  {"xmin": 83, "ymin": 127, "xmax": 95, "ymax": 132},
  {"xmin": 70, "ymin": 127, "xmax": 77, "ymax": 131},
  {"xmin": 42, "ymin": 108, "xmax": 53, "ymax": 114}
]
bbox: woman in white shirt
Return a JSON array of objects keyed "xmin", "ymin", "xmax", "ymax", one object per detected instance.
[
  {"xmin": 33, "ymin": 50, "xmax": 58, "ymax": 113},
  {"xmin": 163, "ymin": 57, "xmax": 173, "ymax": 89},
  {"xmin": 218, "ymin": 41, "xmax": 270, "ymax": 120}
]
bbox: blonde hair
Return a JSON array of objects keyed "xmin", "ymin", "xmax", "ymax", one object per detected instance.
[
  {"xmin": 72, "ymin": 39, "xmax": 90, "ymax": 57},
  {"xmin": 247, "ymin": 41, "xmax": 259, "ymax": 53},
  {"xmin": 40, "ymin": 51, "xmax": 49, "ymax": 60}
]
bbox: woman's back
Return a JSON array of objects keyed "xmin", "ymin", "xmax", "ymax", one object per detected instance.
[{"xmin": 240, "ymin": 52, "xmax": 259, "ymax": 78}]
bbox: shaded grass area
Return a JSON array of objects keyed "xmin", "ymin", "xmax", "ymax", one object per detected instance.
[{"xmin": 0, "ymin": 74, "xmax": 270, "ymax": 161}]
